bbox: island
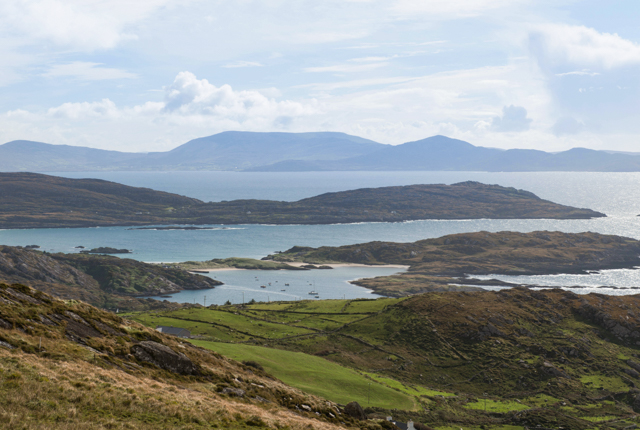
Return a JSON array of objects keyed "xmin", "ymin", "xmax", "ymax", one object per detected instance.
[
  {"xmin": 0, "ymin": 172, "xmax": 604, "ymax": 229},
  {"xmin": 264, "ymin": 230, "xmax": 640, "ymax": 296},
  {"xmin": 80, "ymin": 247, "xmax": 132, "ymax": 254}
]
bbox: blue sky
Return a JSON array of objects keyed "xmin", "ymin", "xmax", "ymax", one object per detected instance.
[{"xmin": 1, "ymin": 0, "xmax": 639, "ymax": 152}]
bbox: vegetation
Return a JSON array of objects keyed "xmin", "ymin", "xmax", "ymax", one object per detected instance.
[
  {"xmin": 167, "ymin": 257, "xmax": 306, "ymax": 271},
  {"xmin": 0, "ymin": 283, "xmax": 380, "ymax": 429},
  {"xmin": 266, "ymin": 230, "xmax": 640, "ymax": 296},
  {"xmin": 0, "ymin": 173, "xmax": 603, "ymax": 229},
  {"xmin": 0, "ymin": 245, "xmax": 220, "ymax": 311},
  {"xmin": 130, "ymin": 290, "xmax": 640, "ymax": 429},
  {"xmin": 191, "ymin": 341, "xmax": 417, "ymax": 410}
]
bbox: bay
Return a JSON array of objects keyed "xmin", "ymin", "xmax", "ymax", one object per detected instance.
[
  {"xmin": 146, "ymin": 266, "xmax": 403, "ymax": 306},
  {"xmin": 3, "ymin": 171, "xmax": 640, "ymax": 298}
]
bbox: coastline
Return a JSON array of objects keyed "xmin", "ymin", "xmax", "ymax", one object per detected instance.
[{"xmin": 188, "ymin": 262, "xmax": 409, "ymax": 272}]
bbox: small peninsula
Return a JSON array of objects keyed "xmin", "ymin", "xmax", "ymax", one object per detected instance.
[
  {"xmin": 0, "ymin": 245, "xmax": 221, "ymax": 311},
  {"xmin": 265, "ymin": 231, "xmax": 640, "ymax": 296},
  {"xmin": 0, "ymin": 172, "xmax": 604, "ymax": 229}
]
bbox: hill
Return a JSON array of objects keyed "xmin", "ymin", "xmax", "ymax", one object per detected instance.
[
  {"xmin": 0, "ymin": 173, "xmax": 604, "ymax": 228},
  {"xmin": 0, "ymin": 245, "xmax": 220, "ymax": 311},
  {"xmin": 0, "ymin": 131, "xmax": 383, "ymax": 172},
  {"xmin": 252, "ymin": 135, "xmax": 640, "ymax": 172},
  {"xmin": 131, "ymin": 290, "xmax": 640, "ymax": 429},
  {"xmin": 5, "ymin": 132, "xmax": 640, "ymax": 172},
  {"xmin": 0, "ymin": 283, "xmax": 376, "ymax": 429},
  {"xmin": 265, "ymin": 231, "xmax": 640, "ymax": 296}
]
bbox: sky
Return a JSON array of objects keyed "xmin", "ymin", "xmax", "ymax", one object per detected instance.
[{"xmin": 0, "ymin": 0, "xmax": 639, "ymax": 153}]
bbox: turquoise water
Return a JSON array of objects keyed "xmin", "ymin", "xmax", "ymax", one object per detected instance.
[
  {"xmin": 146, "ymin": 266, "xmax": 402, "ymax": 305},
  {"xmin": 3, "ymin": 171, "xmax": 640, "ymax": 298}
]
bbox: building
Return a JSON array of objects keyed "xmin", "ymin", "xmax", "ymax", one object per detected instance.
[{"xmin": 156, "ymin": 326, "xmax": 191, "ymax": 338}]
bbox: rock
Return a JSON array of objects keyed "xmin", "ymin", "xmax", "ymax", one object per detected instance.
[
  {"xmin": 625, "ymin": 368, "xmax": 640, "ymax": 379},
  {"xmin": 344, "ymin": 401, "xmax": 367, "ymax": 420},
  {"xmin": 221, "ymin": 387, "xmax": 245, "ymax": 397},
  {"xmin": 130, "ymin": 341, "xmax": 198, "ymax": 375},
  {"xmin": 540, "ymin": 361, "xmax": 570, "ymax": 379},
  {"xmin": 628, "ymin": 360, "xmax": 640, "ymax": 373}
]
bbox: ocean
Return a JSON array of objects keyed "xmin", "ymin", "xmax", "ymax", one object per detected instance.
[{"xmin": 2, "ymin": 171, "xmax": 640, "ymax": 303}]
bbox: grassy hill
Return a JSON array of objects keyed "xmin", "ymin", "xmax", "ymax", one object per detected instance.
[
  {"xmin": 129, "ymin": 291, "xmax": 640, "ymax": 429},
  {"xmin": 0, "ymin": 283, "xmax": 384, "ymax": 429},
  {"xmin": 265, "ymin": 231, "xmax": 640, "ymax": 296},
  {"xmin": 0, "ymin": 173, "xmax": 603, "ymax": 229}
]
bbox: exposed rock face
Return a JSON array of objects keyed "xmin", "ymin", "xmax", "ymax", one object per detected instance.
[
  {"xmin": 221, "ymin": 387, "xmax": 245, "ymax": 397},
  {"xmin": 131, "ymin": 341, "xmax": 198, "ymax": 375},
  {"xmin": 344, "ymin": 401, "xmax": 367, "ymax": 420}
]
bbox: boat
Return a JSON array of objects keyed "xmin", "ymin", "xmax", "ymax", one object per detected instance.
[
  {"xmin": 314, "ymin": 295, "xmax": 319, "ymax": 298},
  {"xmin": 281, "ymin": 289, "xmax": 286, "ymax": 291},
  {"xmin": 308, "ymin": 291, "xmax": 318, "ymax": 295},
  {"xmin": 284, "ymin": 283, "xmax": 289, "ymax": 286},
  {"xmin": 260, "ymin": 285, "xmax": 266, "ymax": 288}
]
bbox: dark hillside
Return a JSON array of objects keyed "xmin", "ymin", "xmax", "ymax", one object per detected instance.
[
  {"xmin": 0, "ymin": 173, "xmax": 604, "ymax": 228},
  {"xmin": 0, "ymin": 246, "xmax": 220, "ymax": 310}
]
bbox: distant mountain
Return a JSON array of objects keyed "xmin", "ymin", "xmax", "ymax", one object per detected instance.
[
  {"xmin": 0, "ymin": 131, "xmax": 384, "ymax": 172},
  {"xmin": 3, "ymin": 132, "xmax": 640, "ymax": 172},
  {"xmin": 251, "ymin": 135, "xmax": 640, "ymax": 172}
]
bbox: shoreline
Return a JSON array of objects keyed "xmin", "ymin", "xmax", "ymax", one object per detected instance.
[{"xmin": 188, "ymin": 262, "xmax": 410, "ymax": 272}]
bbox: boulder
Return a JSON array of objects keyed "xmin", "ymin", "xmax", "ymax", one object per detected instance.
[
  {"xmin": 344, "ymin": 401, "xmax": 367, "ymax": 420},
  {"xmin": 131, "ymin": 341, "xmax": 197, "ymax": 375},
  {"xmin": 221, "ymin": 387, "xmax": 245, "ymax": 397}
]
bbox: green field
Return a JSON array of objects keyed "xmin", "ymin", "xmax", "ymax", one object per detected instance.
[{"xmin": 191, "ymin": 340, "xmax": 417, "ymax": 410}]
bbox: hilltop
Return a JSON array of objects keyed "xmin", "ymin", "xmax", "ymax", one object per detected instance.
[
  {"xmin": 0, "ymin": 173, "xmax": 604, "ymax": 228},
  {"xmin": 266, "ymin": 231, "xmax": 640, "ymax": 296},
  {"xmin": 0, "ymin": 245, "xmax": 220, "ymax": 311},
  {"xmin": 4, "ymin": 132, "xmax": 640, "ymax": 172},
  {"xmin": 130, "ymin": 289, "xmax": 640, "ymax": 429},
  {"xmin": 0, "ymin": 283, "xmax": 380, "ymax": 429}
]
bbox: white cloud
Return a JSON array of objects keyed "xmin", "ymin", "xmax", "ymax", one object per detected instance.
[
  {"xmin": 555, "ymin": 70, "xmax": 600, "ymax": 77},
  {"xmin": 530, "ymin": 24, "xmax": 640, "ymax": 70},
  {"xmin": 491, "ymin": 105, "xmax": 532, "ymax": 132},
  {"xmin": 43, "ymin": 62, "xmax": 137, "ymax": 80},
  {"xmin": 1, "ymin": 72, "xmax": 319, "ymax": 151},
  {"xmin": 222, "ymin": 61, "xmax": 264, "ymax": 69},
  {"xmin": 47, "ymin": 99, "xmax": 120, "ymax": 119},
  {"xmin": 391, "ymin": 0, "xmax": 531, "ymax": 18},
  {"xmin": 304, "ymin": 62, "xmax": 389, "ymax": 73},
  {"xmin": 0, "ymin": 0, "xmax": 177, "ymax": 51}
]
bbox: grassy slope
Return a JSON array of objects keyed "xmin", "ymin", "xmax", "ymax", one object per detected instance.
[
  {"xmin": 192, "ymin": 340, "xmax": 416, "ymax": 410},
  {"xmin": 0, "ymin": 283, "xmax": 391, "ymax": 430},
  {"xmin": 131, "ymin": 292, "xmax": 640, "ymax": 429}
]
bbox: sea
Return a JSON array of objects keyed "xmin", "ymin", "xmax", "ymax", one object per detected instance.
[{"xmin": 3, "ymin": 171, "xmax": 640, "ymax": 304}]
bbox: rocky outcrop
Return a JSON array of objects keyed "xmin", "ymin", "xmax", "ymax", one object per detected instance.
[
  {"xmin": 131, "ymin": 341, "xmax": 198, "ymax": 375},
  {"xmin": 344, "ymin": 401, "xmax": 367, "ymax": 420}
]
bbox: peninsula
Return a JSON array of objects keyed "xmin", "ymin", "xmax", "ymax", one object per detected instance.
[
  {"xmin": 0, "ymin": 172, "xmax": 604, "ymax": 229},
  {"xmin": 264, "ymin": 230, "xmax": 640, "ymax": 296},
  {"xmin": 0, "ymin": 245, "xmax": 221, "ymax": 311}
]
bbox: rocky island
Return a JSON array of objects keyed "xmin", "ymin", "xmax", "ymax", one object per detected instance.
[
  {"xmin": 265, "ymin": 230, "xmax": 640, "ymax": 296},
  {"xmin": 0, "ymin": 172, "xmax": 604, "ymax": 229}
]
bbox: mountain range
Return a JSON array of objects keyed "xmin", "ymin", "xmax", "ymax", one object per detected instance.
[{"xmin": 2, "ymin": 131, "xmax": 640, "ymax": 172}]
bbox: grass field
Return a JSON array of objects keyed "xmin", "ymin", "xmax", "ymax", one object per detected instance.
[{"xmin": 191, "ymin": 340, "xmax": 417, "ymax": 410}]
